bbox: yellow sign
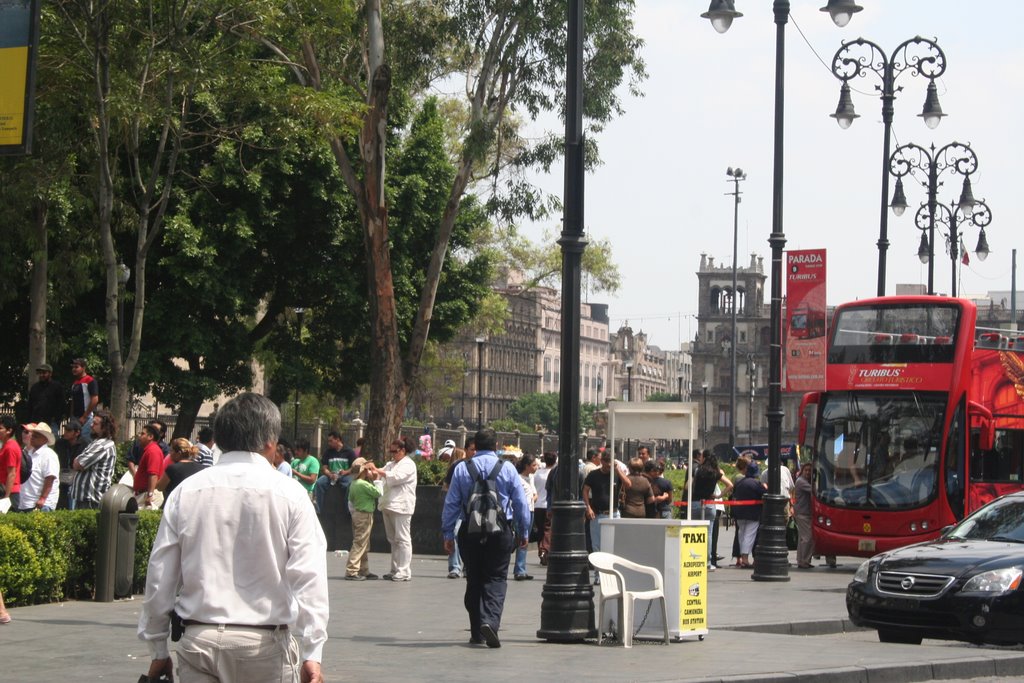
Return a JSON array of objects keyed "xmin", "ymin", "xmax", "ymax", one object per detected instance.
[
  {"xmin": 0, "ymin": 0, "xmax": 36, "ymax": 154},
  {"xmin": 0, "ymin": 47, "xmax": 28, "ymax": 146},
  {"xmin": 675, "ymin": 526, "xmax": 708, "ymax": 634}
]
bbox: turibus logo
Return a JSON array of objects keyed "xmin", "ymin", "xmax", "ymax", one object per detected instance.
[{"xmin": 857, "ymin": 368, "xmax": 903, "ymax": 378}]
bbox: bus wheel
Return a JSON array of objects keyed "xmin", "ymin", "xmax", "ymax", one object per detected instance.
[{"xmin": 878, "ymin": 629, "xmax": 922, "ymax": 645}]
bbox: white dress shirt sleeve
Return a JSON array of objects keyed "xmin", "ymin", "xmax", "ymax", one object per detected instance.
[
  {"xmin": 137, "ymin": 502, "xmax": 182, "ymax": 660},
  {"xmin": 286, "ymin": 494, "xmax": 329, "ymax": 662}
]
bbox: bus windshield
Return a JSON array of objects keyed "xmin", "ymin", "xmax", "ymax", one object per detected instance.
[{"xmin": 815, "ymin": 391, "xmax": 946, "ymax": 510}]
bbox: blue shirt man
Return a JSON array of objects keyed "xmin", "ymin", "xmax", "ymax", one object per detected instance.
[{"xmin": 441, "ymin": 428, "xmax": 530, "ymax": 649}]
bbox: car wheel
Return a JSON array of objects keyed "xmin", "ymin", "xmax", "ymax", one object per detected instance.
[{"xmin": 877, "ymin": 629, "xmax": 922, "ymax": 645}]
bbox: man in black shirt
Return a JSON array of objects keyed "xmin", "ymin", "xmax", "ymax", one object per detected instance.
[
  {"xmin": 54, "ymin": 421, "xmax": 85, "ymax": 509},
  {"xmin": 582, "ymin": 452, "xmax": 631, "ymax": 555},
  {"xmin": 28, "ymin": 364, "xmax": 65, "ymax": 434},
  {"xmin": 644, "ymin": 460, "xmax": 674, "ymax": 519}
]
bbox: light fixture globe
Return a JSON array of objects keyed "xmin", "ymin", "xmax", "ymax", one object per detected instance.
[
  {"xmin": 830, "ymin": 83, "xmax": 859, "ymax": 129},
  {"xmin": 957, "ymin": 176, "xmax": 976, "ymax": 213},
  {"xmin": 917, "ymin": 232, "xmax": 930, "ymax": 264},
  {"xmin": 918, "ymin": 81, "xmax": 945, "ymax": 130},
  {"xmin": 890, "ymin": 177, "xmax": 908, "ymax": 217},
  {"xmin": 975, "ymin": 228, "xmax": 990, "ymax": 261},
  {"xmin": 702, "ymin": 0, "xmax": 742, "ymax": 34},
  {"xmin": 820, "ymin": 0, "xmax": 863, "ymax": 27}
]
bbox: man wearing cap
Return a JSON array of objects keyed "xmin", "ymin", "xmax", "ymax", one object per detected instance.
[
  {"xmin": 18, "ymin": 423, "xmax": 60, "ymax": 512},
  {"xmin": 28, "ymin": 363, "xmax": 65, "ymax": 435},
  {"xmin": 438, "ymin": 439, "xmax": 456, "ymax": 462},
  {"xmin": 70, "ymin": 358, "xmax": 100, "ymax": 443},
  {"xmin": 55, "ymin": 421, "xmax": 85, "ymax": 509}
]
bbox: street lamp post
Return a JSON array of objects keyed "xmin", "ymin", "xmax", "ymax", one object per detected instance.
[
  {"xmin": 829, "ymin": 35, "xmax": 946, "ymax": 297},
  {"xmin": 624, "ymin": 361, "xmax": 634, "ymax": 402},
  {"xmin": 537, "ymin": 0, "xmax": 593, "ymax": 642},
  {"xmin": 748, "ymin": 356, "xmax": 757, "ymax": 441},
  {"xmin": 703, "ymin": 0, "xmax": 856, "ymax": 582},
  {"xmin": 460, "ymin": 352, "xmax": 469, "ymax": 425},
  {"xmin": 293, "ymin": 308, "xmax": 305, "ymax": 444},
  {"xmin": 701, "ymin": 381, "xmax": 709, "ymax": 450},
  {"xmin": 914, "ymin": 199, "xmax": 992, "ymax": 297},
  {"xmin": 726, "ymin": 166, "xmax": 745, "ymax": 451},
  {"xmin": 677, "ymin": 373, "xmax": 684, "ymax": 402},
  {"xmin": 475, "ymin": 337, "xmax": 486, "ymax": 428},
  {"xmin": 889, "ymin": 141, "xmax": 978, "ymax": 295}
]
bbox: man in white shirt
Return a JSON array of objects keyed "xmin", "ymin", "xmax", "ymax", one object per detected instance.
[
  {"xmin": 18, "ymin": 423, "xmax": 60, "ymax": 511},
  {"xmin": 372, "ymin": 437, "xmax": 418, "ymax": 582},
  {"xmin": 138, "ymin": 393, "xmax": 328, "ymax": 683}
]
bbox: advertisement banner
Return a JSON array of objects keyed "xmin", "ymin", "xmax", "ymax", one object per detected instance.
[
  {"xmin": 0, "ymin": 0, "xmax": 39, "ymax": 155},
  {"xmin": 784, "ymin": 249, "xmax": 827, "ymax": 391},
  {"xmin": 671, "ymin": 524, "xmax": 708, "ymax": 635}
]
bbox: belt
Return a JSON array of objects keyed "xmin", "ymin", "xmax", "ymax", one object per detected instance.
[{"xmin": 182, "ymin": 620, "xmax": 287, "ymax": 631}]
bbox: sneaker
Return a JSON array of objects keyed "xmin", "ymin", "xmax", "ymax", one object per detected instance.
[
  {"xmin": 382, "ymin": 573, "xmax": 394, "ymax": 581},
  {"xmin": 708, "ymin": 564, "xmax": 717, "ymax": 572},
  {"xmin": 344, "ymin": 575, "xmax": 366, "ymax": 581},
  {"xmin": 448, "ymin": 571, "xmax": 461, "ymax": 579},
  {"xmin": 479, "ymin": 623, "xmax": 501, "ymax": 649},
  {"xmin": 390, "ymin": 575, "xmax": 411, "ymax": 582},
  {"xmin": 362, "ymin": 573, "xmax": 380, "ymax": 580}
]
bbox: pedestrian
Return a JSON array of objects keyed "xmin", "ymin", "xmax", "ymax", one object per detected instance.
[
  {"xmin": 17, "ymin": 423, "xmax": 59, "ymax": 512},
  {"xmin": 442, "ymin": 447, "xmax": 469, "ymax": 579},
  {"xmin": 54, "ymin": 420, "xmax": 84, "ymax": 509},
  {"xmin": 533, "ymin": 452, "xmax": 557, "ymax": 565},
  {"xmin": 733, "ymin": 459, "xmax": 766, "ymax": 568},
  {"xmin": 156, "ymin": 438, "xmax": 206, "ymax": 501},
  {"xmin": 691, "ymin": 451, "xmax": 732, "ymax": 570},
  {"xmin": 0, "ymin": 416, "xmax": 22, "ymax": 510},
  {"xmin": 441, "ymin": 428, "xmax": 530, "ymax": 648},
  {"xmin": 377, "ymin": 436, "xmax": 417, "ymax": 581},
  {"xmin": 794, "ymin": 462, "xmax": 816, "ymax": 569},
  {"xmin": 313, "ymin": 431, "xmax": 355, "ymax": 515},
  {"xmin": 195, "ymin": 427, "xmax": 215, "ymax": 467},
  {"xmin": 69, "ymin": 410, "xmax": 117, "ymax": 510},
  {"xmin": 69, "ymin": 358, "xmax": 99, "ymax": 443},
  {"xmin": 644, "ymin": 460, "xmax": 674, "ymax": 519},
  {"xmin": 27, "ymin": 363, "xmax": 64, "ymax": 435},
  {"xmin": 620, "ymin": 457, "xmax": 654, "ymax": 519},
  {"xmin": 513, "ymin": 453, "xmax": 538, "ymax": 580},
  {"xmin": 134, "ymin": 424, "xmax": 166, "ymax": 509},
  {"xmin": 290, "ymin": 438, "xmax": 320, "ymax": 501},
  {"xmin": 138, "ymin": 392, "xmax": 328, "ymax": 683},
  {"xmin": 274, "ymin": 441, "xmax": 294, "ymax": 477},
  {"xmin": 345, "ymin": 457, "xmax": 381, "ymax": 581}
]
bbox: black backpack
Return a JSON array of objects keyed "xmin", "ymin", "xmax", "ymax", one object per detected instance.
[
  {"xmin": 20, "ymin": 446, "xmax": 32, "ymax": 484},
  {"xmin": 463, "ymin": 460, "xmax": 508, "ymax": 543}
]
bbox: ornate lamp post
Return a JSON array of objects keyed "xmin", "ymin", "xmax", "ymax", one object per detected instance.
[
  {"xmin": 747, "ymin": 355, "xmax": 757, "ymax": 441},
  {"xmin": 889, "ymin": 141, "xmax": 978, "ymax": 295},
  {"xmin": 624, "ymin": 360, "xmax": 634, "ymax": 401},
  {"xmin": 726, "ymin": 167, "xmax": 746, "ymax": 452},
  {"xmin": 701, "ymin": 381, "xmax": 709, "ymax": 450},
  {"xmin": 829, "ymin": 36, "xmax": 946, "ymax": 296},
  {"xmin": 703, "ymin": 0, "xmax": 856, "ymax": 582},
  {"xmin": 913, "ymin": 199, "xmax": 991, "ymax": 297},
  {"xmin": 538, "ymin": 0, "xmax": 593, "ymax": 642}
]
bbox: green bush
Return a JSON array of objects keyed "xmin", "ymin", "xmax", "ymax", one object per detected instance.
[
  {"xmin": 416, "ymin": 459, "xmax": 449, "ymax": 486},
  {"xmin": 0, "ymin": 508, "xmax": 162, "ymax": 606}
]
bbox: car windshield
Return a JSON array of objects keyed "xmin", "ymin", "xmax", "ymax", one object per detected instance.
[
  {"xmin": 814, "ymin": 391, "xmax": 945, "ymax": 510},
  {"xmin": 946, "ymin": 496, "xmax": 1024, "ymax": 542}
]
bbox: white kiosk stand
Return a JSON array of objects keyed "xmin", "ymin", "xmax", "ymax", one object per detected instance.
[{"xmin": 597, "ymin": 401, "xmax": 708, "ymax": 642}]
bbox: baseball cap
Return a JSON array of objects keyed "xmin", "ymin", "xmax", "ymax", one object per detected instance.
[{"xmin": 36, "ymin": 363, "xmax": 53, "ymax": 372}]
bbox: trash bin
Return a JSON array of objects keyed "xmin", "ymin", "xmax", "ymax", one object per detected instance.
[{"xmin": 96, "ymin": 483, "xmax": 139, "ymax": 602}]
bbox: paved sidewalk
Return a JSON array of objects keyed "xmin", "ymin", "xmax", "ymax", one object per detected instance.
[{"xmin": 3, "ymin": 526, "xmax": 1024, "ymax": 682}]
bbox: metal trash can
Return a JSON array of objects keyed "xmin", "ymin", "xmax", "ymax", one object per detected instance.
[{"xmin": 96, "ymin": 483, "xmax": 139, "ymax": 601}]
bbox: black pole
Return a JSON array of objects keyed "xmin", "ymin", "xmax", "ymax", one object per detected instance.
[
  {"xmin": 950, "ymin": 204, "xmax": 959, "ymax": 297},
  {"xmin": 927, "ymin": 155, "xmax": 938, "ymax": 295},
  {"xmin": 876, "ymin": 74, "xmax": 893, "ymax": 297},
  {"xmin": 293, "ymin": 308, "xmax": 304, "ymax": 444},
  {"xmin": 702, "ymin": 384, "xmax": 708, "ymax": 449},
  {"xmin": 752, "ymin": 0, "xmax": 791, "ymax": 583},
  {"xmin": 476, "ymin": 339, "xmax": 484, "ymax": 428},
  {"xmin": 538, "ymin": 0, "xmax": 593, "ymax": 642},
  {"xmin": 728, "ymin": 169, "xmax": 743, "ymax": 449}
]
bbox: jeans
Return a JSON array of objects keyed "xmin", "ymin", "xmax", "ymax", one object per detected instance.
[
  {"xmin": 513, "ymin": 512, "xmax": 534, "ymax": 576},
  {"xmin": 448, "ymin": 519, "xmax": 463, "ymax": 575},
  {"xmin": 313, "ymin": 474, "xmax": 352, "ymax": 514},
  {"xmin": 691, "ymin": 503, "xmax": 714, "ymax": 565},
  {"xmin": 588, "ymin": 511, "xmax": 620, "ymax": 554},
  {"xmin": 79, "ymin": 414, "xmax": 94, "ymax": 444}
]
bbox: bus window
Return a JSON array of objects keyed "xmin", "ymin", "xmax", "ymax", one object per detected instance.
[
  {"xmin": 944, "ymin": 402, "xmax": 965, "ymax": 520},
  {"xmin": 970, "ymin": 429, "xmax": 1024, "ymax": 483}
]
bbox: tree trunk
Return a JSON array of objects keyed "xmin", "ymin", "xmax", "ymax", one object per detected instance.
[
  {"xmin": 173, "ymin": 394, "xmax": 204, "ymax": 440},
  {"xmin": 27, "ymin": 200, "xmax": 49, "ymax": 392}
]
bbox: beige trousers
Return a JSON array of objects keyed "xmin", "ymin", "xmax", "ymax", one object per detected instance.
[
  {"xmin": 177, "ymin": 624, "xmax": 299, "ymax": 683},
  {"xmin": 347, "ymin": 510, "xmax": 374, "ymax": 576}
]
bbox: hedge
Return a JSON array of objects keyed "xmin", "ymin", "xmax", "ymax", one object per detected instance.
[{"xmin": 0, "ymin": 509, "xmax": 162, "ymax": 606}]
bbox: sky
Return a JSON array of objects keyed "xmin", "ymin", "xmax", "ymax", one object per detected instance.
[{"xmin": 518, "ymin": 0, "xmax": 1024, "ymax": 351}]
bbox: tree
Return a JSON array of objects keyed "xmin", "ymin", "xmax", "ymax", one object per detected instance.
[{"xmin": 270, "ymin": 0, "xmax": 645, "ymax": 457}]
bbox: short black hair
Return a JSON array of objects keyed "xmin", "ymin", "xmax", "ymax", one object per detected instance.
[
  {"xmin": 327, "ymin": 430, "xmax": 342, "ymax": 441},
  {"xmin": 198, "ymin": 426, "xmax": 214, "ymax": 443},
  {"xmin": 295, "ymin": 437, "xmax": 310, "ymax": 452},
  {"xmin": 142, "ymin": 424, "xmax": 161, "ymax": 440},
  {"xmin": 474, "ymin": 428, "xmax": 498, "ymax": 452}
]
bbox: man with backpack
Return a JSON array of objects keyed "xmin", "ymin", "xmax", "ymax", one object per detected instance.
[{"xmin": 441, "ymin": 428, "xmax": 530, "ymax": 649}]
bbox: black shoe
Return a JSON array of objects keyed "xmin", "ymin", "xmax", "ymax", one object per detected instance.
[
  {"xmin": 469, "ymin": 636, "xmax": 484, "ymax": 645},
  {"xmin": 479, "ymin": 623, "xmax": 501, "ymax": 649},
  {"xmin": 363, "ymin": 573, "xmax": 380, "ymax": 580},
  {"xmin": 344, "ymin": 575, "xmax": 366, "ymax": 581},
  {"xmin": 514, "ymin": 574, "xmax": 534, "ymax": 581}
]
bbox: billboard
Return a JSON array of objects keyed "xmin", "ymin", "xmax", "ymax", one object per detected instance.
[
  {"xmin": 783, "ymin": 248, "xmax": 826, "ymax": 391},
  {"xmin": 0, "ymin": 0, "xmax": 40, "ymax": 155}
]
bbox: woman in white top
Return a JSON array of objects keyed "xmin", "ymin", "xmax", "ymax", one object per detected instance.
[
  {"xmin": 513, "ymin": 454, "xmax": 539, "ymax": 580},
  {"xmin": 374, "ymin": 438, "xmax": 418, "ymax": 581}
]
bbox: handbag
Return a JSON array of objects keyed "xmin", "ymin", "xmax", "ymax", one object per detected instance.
[{"xmin": 785, "ymin": 516, "xmax": 798, "ymax": 551}]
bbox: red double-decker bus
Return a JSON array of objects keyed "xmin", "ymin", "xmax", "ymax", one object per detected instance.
[{"xmin": 798, "ymin": 296, "xmax": 1024, "ymax": 557}]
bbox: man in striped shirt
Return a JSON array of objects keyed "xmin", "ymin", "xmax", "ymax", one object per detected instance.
[{"xmin": 69, "ymin": 410, "xmax": 117, "ymax": 510}]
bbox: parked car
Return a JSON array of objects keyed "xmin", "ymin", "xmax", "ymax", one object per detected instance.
[{"xmin": 846, "ymin": 490, "xmax": 1024, "ymax": 645}]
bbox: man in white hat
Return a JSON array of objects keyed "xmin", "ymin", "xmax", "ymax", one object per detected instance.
[
  {"xmin": 438, "ymin": 439, "xmax": 456, "ymax": 462},
  {"xmin": 18, "ymin": 423, "xmax": 60, "ymax": 512}
]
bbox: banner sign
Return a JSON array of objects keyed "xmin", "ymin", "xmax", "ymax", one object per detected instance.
[
  {"xmin": 0, "ymin": 0, "xmax": 40, "ymax": 155},
  {"xmin": 783, "ymin": 248, "xmax": 827, "ymax": 391}
]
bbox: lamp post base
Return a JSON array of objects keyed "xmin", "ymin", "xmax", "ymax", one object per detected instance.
[
  {"xmin": 751, "ymin": 493, "xmax": 791, "ymax": 582},
  {"xmin": 537, "ymin": 500, "xmax": 596, "ymax": 641}
]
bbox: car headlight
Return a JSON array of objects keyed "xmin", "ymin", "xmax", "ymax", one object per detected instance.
[
  {"xmin": 852, "ymin": 559, "xmax": 871, "ymax": 583},
  {"xmin": 962, "ymin": 567, "xmax": 1023, "ymax": 594}
]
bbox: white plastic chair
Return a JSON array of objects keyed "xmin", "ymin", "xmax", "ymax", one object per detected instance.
[{"xmin": 589, "ymin": 551, "xmax": 670, "ymax": 647}]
